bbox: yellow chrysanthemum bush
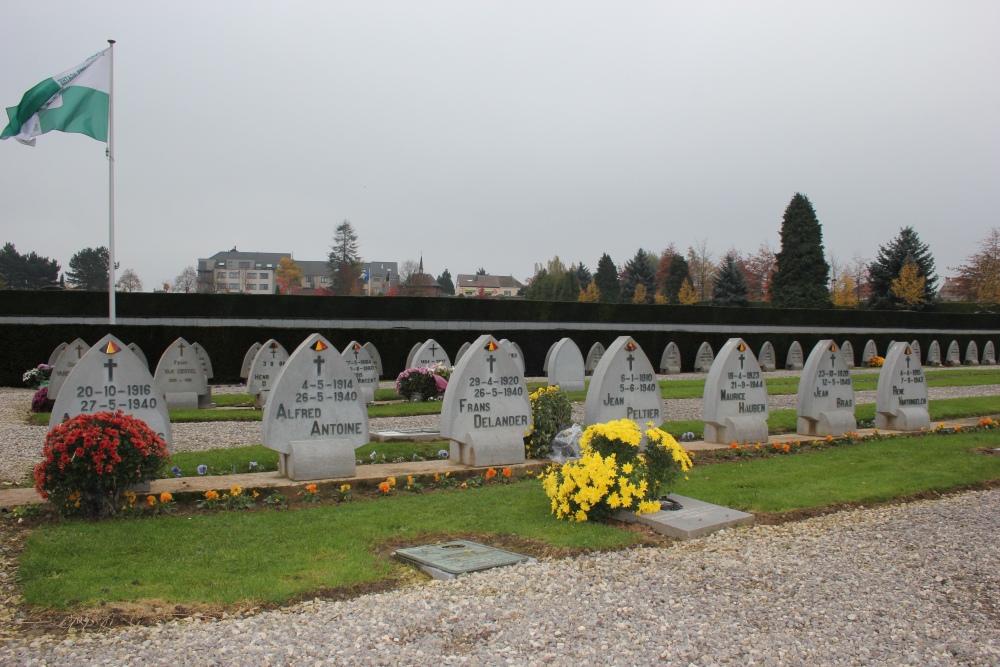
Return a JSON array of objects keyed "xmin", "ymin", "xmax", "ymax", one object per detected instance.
[
  {"xmin": 523, "ymin": 385, "xmax": 572, "ymax": 459},
  {"xmin": 543, "ymin": 419, "xmax": 692, "ymax": 522}
]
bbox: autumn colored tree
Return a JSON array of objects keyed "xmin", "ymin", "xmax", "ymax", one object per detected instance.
[
  {"xmin": 275, "ymin": 257, "xmax": 303, "ymax": 294},
  {"xmin": 952, "ymin": 227, "xmax": 1000, "ymax": 309},
  {"xmin": 632, "ymin": 284, "xmax": 648, "ymax": 304},
  {"xmin": 686, "ymin": 239, "xmax": 714, "ymax": 301},
  {"xmin": 654, "ymin": 243, "xmax": 680, "ymax": 293},
  {"xmin": 740, "ymin": 242, "xmax": 776, "ymax": 301},
  {"xmin": 677, "ymin": 278, "xmax": 698, "ymax": 305},
  {"xmin": 831, "ymin": 272, "xmax": 859, "ymax": 308},
  {"xmin": 868, "ymin": 227, "xmax": 937, "ymax": 310},
  {"xmin": 578, "ymin": 282, "xmax": 600, "ymax": 302},
  {"xmin": 891, "ymin": 261, "xmax": 926, "ymax": 308}
]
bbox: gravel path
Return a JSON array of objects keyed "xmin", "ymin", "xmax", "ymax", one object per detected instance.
[{"xmin": 5, "ymin": 489, "xmax": 999, "ymax": 665}]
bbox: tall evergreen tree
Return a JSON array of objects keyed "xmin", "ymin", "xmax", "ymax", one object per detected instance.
[
  {"xmin": 327, "ymin": 219, "xmax": 362, "ymax": 295},
  {"xmin": 620, "ymin": 249, "xmax": 657, "ymax": 304},
  {"xmin": 576, "ymin": 262, "xmax": 592, "ymax": 289},
  {"xmin": 66, "ymin": 246, "xmax": 113, "ymax": 291},
  {"xmin": 593, "ymin": 253, "xmax": 620, "ymax": 303},
  {"xmin": 660, "ymin": 254, "xmax": 690, "ymax": 304},
  {"xmin": 770, "ymin": 193, "xmax": 831, "ymax": 308},
  {"xmin": 0, "ymin": 243, "xmax": 60, "ymax": 290},
  {"xmin": 711, "ymin": 254, "xmax": 750, "ymax": 306},
  {"xmin": 867, "ymin": 226, "xmax": 938, "ymax": 310},
  {"xmin": 436, "ymin": 268, "xmax": 455, "ymax": 295}
]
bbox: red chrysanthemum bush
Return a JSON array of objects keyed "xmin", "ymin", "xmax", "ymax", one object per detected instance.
[{"xmin": 34, "ymin": 411, "xmax": 169, "ymax": 518}]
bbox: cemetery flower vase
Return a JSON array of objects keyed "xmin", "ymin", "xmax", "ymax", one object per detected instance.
[{"xmin": 410, "ymin": 392, "xmax": 425, "ymax": 403}]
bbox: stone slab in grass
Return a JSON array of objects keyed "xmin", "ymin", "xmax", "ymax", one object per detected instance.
[
  {"xmin": 616, "ymin": 494, "xmax": 754, "ymax": 540},
  {"xmin": 370, "ymin": 427, "xmax": 443, "ymax": 442},
  {"xmin": 393, "ymin": 540, "xmax": 536, "ymax": 580}
]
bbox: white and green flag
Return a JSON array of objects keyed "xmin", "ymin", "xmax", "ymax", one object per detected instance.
[{"xmin": 1, "ymin": 48, "xmax": 110, "ymax": 147}]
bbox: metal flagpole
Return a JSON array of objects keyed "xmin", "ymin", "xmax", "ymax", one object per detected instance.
[{"xmin": 107, "ymin": 39, "xmax": 116, "ymax": 324}]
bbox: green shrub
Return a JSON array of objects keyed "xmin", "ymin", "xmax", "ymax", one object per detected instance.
[{"xmin": 524, "ymin": 386, "xmax": 572, "ymax": 458}]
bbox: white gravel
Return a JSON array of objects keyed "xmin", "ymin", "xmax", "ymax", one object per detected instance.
[{"xmin": 4, "ymin": 489, "xmax": 999, "ymax": 665}]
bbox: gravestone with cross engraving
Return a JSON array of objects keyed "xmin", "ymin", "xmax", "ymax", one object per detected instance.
[
  {"xmin": 862, "ymin": 340, "xmax": 878, "ymax": 366},
  {"xmin": 51, "ymin": 334, "xmax": 172, "ymax": 450},
  {"xmin": 48, "ymin": 342, "xmax": 68, "ymax": 368},
  {"xmin": 693, "ymin": 342, "xmax": 715, "ymax": 373},
  {"xmin": 49, "ymin": 338, "xmax": 89, "ymax": 401},
  {"xmin": 909, "ymin": 340, "xmax": 922, "ymax": 363},
  {"xmin": 983, "ymin": 340, "xmax": 996, "ymax": 365},
  {"xmin": 945, "ymin": 340, "xmax": 961, "ymax": 366},
  {"xmin": 154, "ymin": 337, "xmax": 209, "ymax": 410},
  {"xmin": 925, "ymin": 340, "xmax": 942, "ymax": 366},
  {"xmin": 249, "ymin": 339, "xmax": 289, "ymax": 408},
  {"xmin": 546, "ymin": 338, "xmax": 585, "ymax": 391},
  {"xmin": 499, "ymin": 339, "xmax": 525, "ymax": 374},
  {"xmin": 659, "ymin": 342, "xmax": 682, "ymax": 375},
  {"xmin": 796, "ymin": 340, "xmax": 856, "ymax": 437},
  {"xmin": 585, "ymin": 342, "xmax": 605, "ymax": 375},
  {"xmin": 405, "ymin": 342, "xmax": 422, "ymax": 369},
  {"xmin": 363, "ymin": 342, "xmax": 383, "ymax": 377},
  {"xmin": 412, "ymin": 339, "xmax": 451, "ymax": 369},
  {"xmin": 263, "ymin": 334, "xmax": 368, "ymax": 480},
  {"xmin": 191, "ymin": 342, "xmax": 215, "ymax": 408},
  {"xmin": 240, "ymin": 342, "xmax": 262, "ymax": 380},
  {"xmin": 702, "ymin": 338, "xmax": 769, "ymax": 445},
  {"xmin": 875, "ymin": 342, "xmax": 930, "ymax": 431},
  {"xmin": 758, "ymin": 342, "xmax": 776, "ymax": 372},
  {"xmin": 454, "ymin": 341, "xmax": 472, "ymax": 366},
  {"xmin": 342, "ymin": 341, "xmax": 379, "ymax": 403},
  {"xmin": 964, "ymin": 341, "xmax": 980, "ymax": 366},
  {"xmin": 584, "ymin": 336, "xmax": 662, "ymax": 431},
  {"xmin": 127, "ymin": 343, "xmax": 149, "ymax": 370},
  {"xmin": 440, "ymin": 335, "xmax": 531, "ymax": 467},
  {"xmin": 785, "ymin": 341, "xmax": 804, "ymax": 370},
  {"xmin": 841, "ymin": 340, "xmax": 856, "ymax": 368}
]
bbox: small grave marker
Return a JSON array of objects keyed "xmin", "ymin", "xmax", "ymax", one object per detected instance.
[
  {"xmin": 412, "ymin": 339, "xmax": 451, "ymax": 368},
  {"xmin": 584, "ymin": 336, "xmax": 662, "ymax": 429},
  {"xmin": 862, "ymin": 340, "xmax": 878, "ymax": 367},
  {"xmin": 945, "ymin": 340, "xmax": 961, "ymax": 365},
  {"xmin": 785, "ymin": 341, "xmax": 804, "ymax": 371},
  {"xmin": 543, "ymin": 341, "xmax": 557, "ymax": 374},
  {"xmin": 499, "ymin": 339, "xmax": 525, "ymax": 374},
  {"xmin": 659, "ymin": 342, "xmax": 681, "ymax": 375},
  {"xmin": 546, "ymin": 338, "xmax": 585, "ymax": 392},
  {"xmin": 693, "ymin": 342, "xmax": 714, "ymax": 373},
  {"xmin": 48, "ymin": 338, "xmax": 89, "ymax": 401},
  {"xmin": 240, "ymin": 342, "xmax": 262, "ymax": 380},
  {"xmin": 585, "ymin": 342, "xmax": 605, "ymax": 375},
  {"xmin": 909, "ymin": 340, "xmax": 922, "ymax": 362},
  {"xmin": 342, "ymin": 340, "xmax": 379, "ymax": 403},
  {"xmin": 841, "ymin": 340, "xmax": 856, "ymax": 368},
  {"xmin": 925, "ymin": 340, "xmax": 942, "ymax": 366},
  {"xmin": 702, "ymin": 338, "xmax": 768, "ymax": 445},
  {"xmin": 796, "ymin": 340, "xmax": 856, "ymax": 437},
  {"xmin": 394, "ymin": 541, "xmax": 534, "ymax": 580},
  {"xmin": 363, "ymin": 342, "xmax": 383, "ymax": 377},
  {"xmin": 191, "ymin": 342, "xmax": 215, "ymax": 408},
  {"xmin": 249, "ymin": 339, "xmax": 289, "ymax": 408},
  {"xmin": 616, "ymin": 494, "xmax": 754, "ymax": 540},
  {"xmin": 454, "ymin": 341, "xmax": 472, "ymax": 366},
  {"xmin": 405, "ymin": 342, "xmax": 422, "ymax": 369},
  {"xmin": 964, "ymin": 341, "xmax": 980, "ymax": 366},
  {"xmin": 983, "ymin": 341, "xmax": 996, "ymax": 365},
  {"xmin": 127, "ymin": 342, "xmax": 148, "ymax": 370},
  {"xmin": 154, "ymin": 337, "xmax": 210, "ymax": 410},
  {"xmin": 875, "ymin": 342, "xmax": 929, "ymax": 431},
  {"xmin": 47, "ymin": 342, "xmax": 68, "ymax": 367},
  {"xmin": 440, "ymin": 335, "xmax": 531, "ymax": 467},
  {"xmin": 758, "ymin": 341, "xmax": 776, "ymax": 372},
  {"xmin": 262, "ymin": 334, "xmax": 369, "ymax": 480}
]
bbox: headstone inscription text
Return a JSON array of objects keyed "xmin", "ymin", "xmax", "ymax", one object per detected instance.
[
  {"xmin": 785, "ymin": 341, "xmax": 804, "ymax": 370},
  {"xmin": 659, "ymin": 342, "xmax": 681, "ymax": 375},
  {"xmin": 584, "ymin": 337, "xmax": 662, "ymax": 430},
  {"xmin": 702, "ymin": 338, "xmax": 769, "ymax": 445},
  {"xmin": 862, "ymin": 340, "xmax": 878, "ymax": 366},
  {"xmin": 249, "ymin": 339, "xmax": 289, "ymax": 408},
  {"xmin": 49, "ymin": 338, "xmax": 89, "ymax": 401},
  {"xmin": 412, "ymin": 339, "xmax": 451, "ymax": 368},
  {"xmin": 875, "ymin": 342, "xmax": 930, "ymax": 431},
  {"xmin": 499, "ymin": 339, "xmax": 525, "ymax": 374},
  {"xmin": 693, "ymin": 342, "xmax": 715, "ymax": 373},
  {"xmin": 153, "ymin": 337, "xmax": 209, "ymax": 410},
  {"xmin": 841, "ymin": 340, "xmax": 856, "ymax": 368},
  {"xmin": 342, "ymin": 341, "xmax": 379, "ymax": 403},
  {"xmin": 796, "ymin": 340, "xmax": 856, "ymax": 437},
  {"xmin": 758, "ymin": 342, "xmax": 776, "ymax": 372}
]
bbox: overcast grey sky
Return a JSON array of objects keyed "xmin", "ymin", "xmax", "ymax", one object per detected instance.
[{"xmin": 1, "ymin": 1, "xmax": 997, "ymax": 290}]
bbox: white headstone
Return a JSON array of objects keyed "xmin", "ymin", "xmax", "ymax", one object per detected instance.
[
  {"xmin": 249, "ymin": 339, "xmax": 289, "ymax": 408},
  {"xmin": 499, "ymin": 339, "xmax": 525, "ymax": 374},
  {"xmin": 702, "ymin": 338, "xmax": 769, "ymax": 445},
  {"xmin": 909, "ymin": 340, "xmax": 922, "ymax": 362},
  {"xmin": 240, "ymin": 342, "xmax": 262, "ymax": 380},
  {"xmin": 154, "ymin": 338, "xmax": 210, "ymax": 410},
  {"xmin": 342, "ymin": 341, "xmax": 379, "ymax": 403},
  {"xmin": 862, "ymin": 340, "xmax": 878, "ymax": 367},
  {"xmin": 585, "ymin": 343, "xmax": 605, "ymax": 375},
  {"xmin": 983, "ymin": 340, "xmax": 996, "ymax": 365},
  {"xmin": 263, "ymin": 334, "xmax": 368, "ymax": 481},
  {"xmin": 546, "ymin": 338, "xmax": 585, "ymax": 392},
  {"xmin": 758, "ymin": 342, "xmax": 776, "ymax": 372},
  {"xmin": 47, "ymin": 342, "xmax": 68, "ymax": 368},
  {"xmin": 945, "ymin": 340, "xmax": 961, "ymax": 365},
  {"xmin": 50, "ymin": 334, "xmax": 172, "ymax": 450},
  {"xmin": 405, "ymin": 342, "xmax": 422, "ymax": 369},
  {"xmin": 412, "ymin": 339, "xmax": 451, "ymax": 368},
  {"xmin": 191, "ymin": 342, "xmax": 214, "ymax": 379},
  {"xmin": 584, "ymin": 336, "xmax": 662, "ymax": 430},
  {"xmin": 362, "ymin": 342, "xmax": 383, "ymax": 376},
  {"xmin": 964, "ymin": 341, "xmax": 980, "ymax": 366},
  {"xmin": 796, "ymin": 340, "xmax": 856, "ymax": 437},
  {"xmin": 841, "ymin": 340, "xmax": 856, "ymax": 368},
  {"xmin": 785, "ymin": 341, "xmax": 804, "ymax": 371},
  {"xmin": 49, "ymin": 338, "xmax": 89, "ymax": 401},
  {"xmin": 659, "ymin": 342, "xmax": 682, "ymax": 375},
  {"xmin": 543, "ymin": 341, "xmax": 557, "ymax": 373},
  {"xmin": 875, "ymin": 342, "xmax": 929, "ymax": 431},
  {"xmin": 693, "ymin": 342, "xmax": 715, "ymax": 373},
  {"xmin": 127, "ymin": 343, "xmax": 148, "ymax": 370},
  {"xmin": 454, "ymin": 341, "xmax": 472, "ymax": 366},
  {"xmin": 925, "ymin": 340, "xmax": 942, "ymax": 366},
  {"xmin": 440, "ymin": 335, "xmax": 530, "ymax": 467}
]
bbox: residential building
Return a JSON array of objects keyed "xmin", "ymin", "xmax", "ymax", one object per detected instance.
[
  {"xmin": 197, "ymin": 250, "xmax": 289, "ymax": 294},
  {"xmin": 399, "ymin": 257, "xmax": 443, "ymax": 297},
  {"xmin": 455, "ymin": 274, "xmax": 525, "ymax": 297}
]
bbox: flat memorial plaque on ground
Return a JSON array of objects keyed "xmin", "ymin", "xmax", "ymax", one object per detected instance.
[
  {"xmin": 546, "ymin": 337, "xmax": 585, "ymax": 392},
  {"xmin": 127, "ymin": 343, "xmax": 148, "ymax": 370},
  {"xmin": 154, "ymin": 337, "xmax": 209, "ymax": 410},
  {"xmin": 702, "ymin": 338, "xmax": 768, "ymax": 445},
  {"xmin": 983, "ymin": 341, "xmax": 996, "ymax": 365},
  {"xmin": 945, "ymin": 340, "xmax": 961, "ymax": 366},
  {"xmin": 758, "ymin": 341, "xmax": 776, "ymax": 372},
  {"xmin": 964, "ymin": 341, "xmax": 980, "ymax": 366},
  {"xmin": 412, "ymin": 339, "xmax": 451, "ymax": 369},
  {"xmin": 394, "ymin": 540, "xmax": 534, "ymax": 580},
  {"xmin": 440, "ymin": 335, "xmax": 530, "ymax": 467},
  {"xmin": 659, "ymin": 342, "xmax": 681, "ymax": 375},
  {"xmin": 584, "ymin": 336, "xmax": 662, "ymax": 430},
  {"xmin": 925, "ymin": 340, "xmax": 942, "ymax": 366},
  {"xmin": 616, "ymin": 494, "xmax": 754, "ymax": 541},
  {"xmin": 693, "ymin": 342, "xmax": 714, "ymax": 373},
  {"xmin": 263, "ymin": 334, "xmax": 369, "ymax": 481},
  {"xmin": 363, "ymin": 342, "xmax": 383, "ymax": 377},
  {"xmin": 875, "ymin": 342, "xmax": 929, "ymax": 431},
  {"xmin": 51, "ymin": 334, "xmax": 172, "ymax": 449},
  {"xmin": 585, "ymin": 342, "xmax": 605, "ymax": 375},
  {"xmin": 342, "ymin": 341, "xmax": 379, "ymax": 403},
  {"xmin": 249, "ymin": 339, "xmax": 289, "ymax": 408},
  {"xmin": 499, "ymin": 339, "xmax": 525, "ymax": 374},
  {"xmin": 47, "ymin": 342, "xmax": 68, "ymax": 368},
  {"xmin": 240, "ymin": 342, "xmax": 262, "ymax": 380},
  {"xmin": 785, "ymin": 341, "xmax": 804, "ymax": 370},
  {"xmin": 841, "ymin": 340, "xmax": 856, "ymax": 368},
  {"xmin": 862, "ymin": 340, "xmax": 878, "ymax": 367},
  {"xmin": 49, "ymin": 338, "xmax": 89, "ymax": 401},
  {"xmin": 796, "ymin": 340, "xmax": 856, "ymax": 437}
]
